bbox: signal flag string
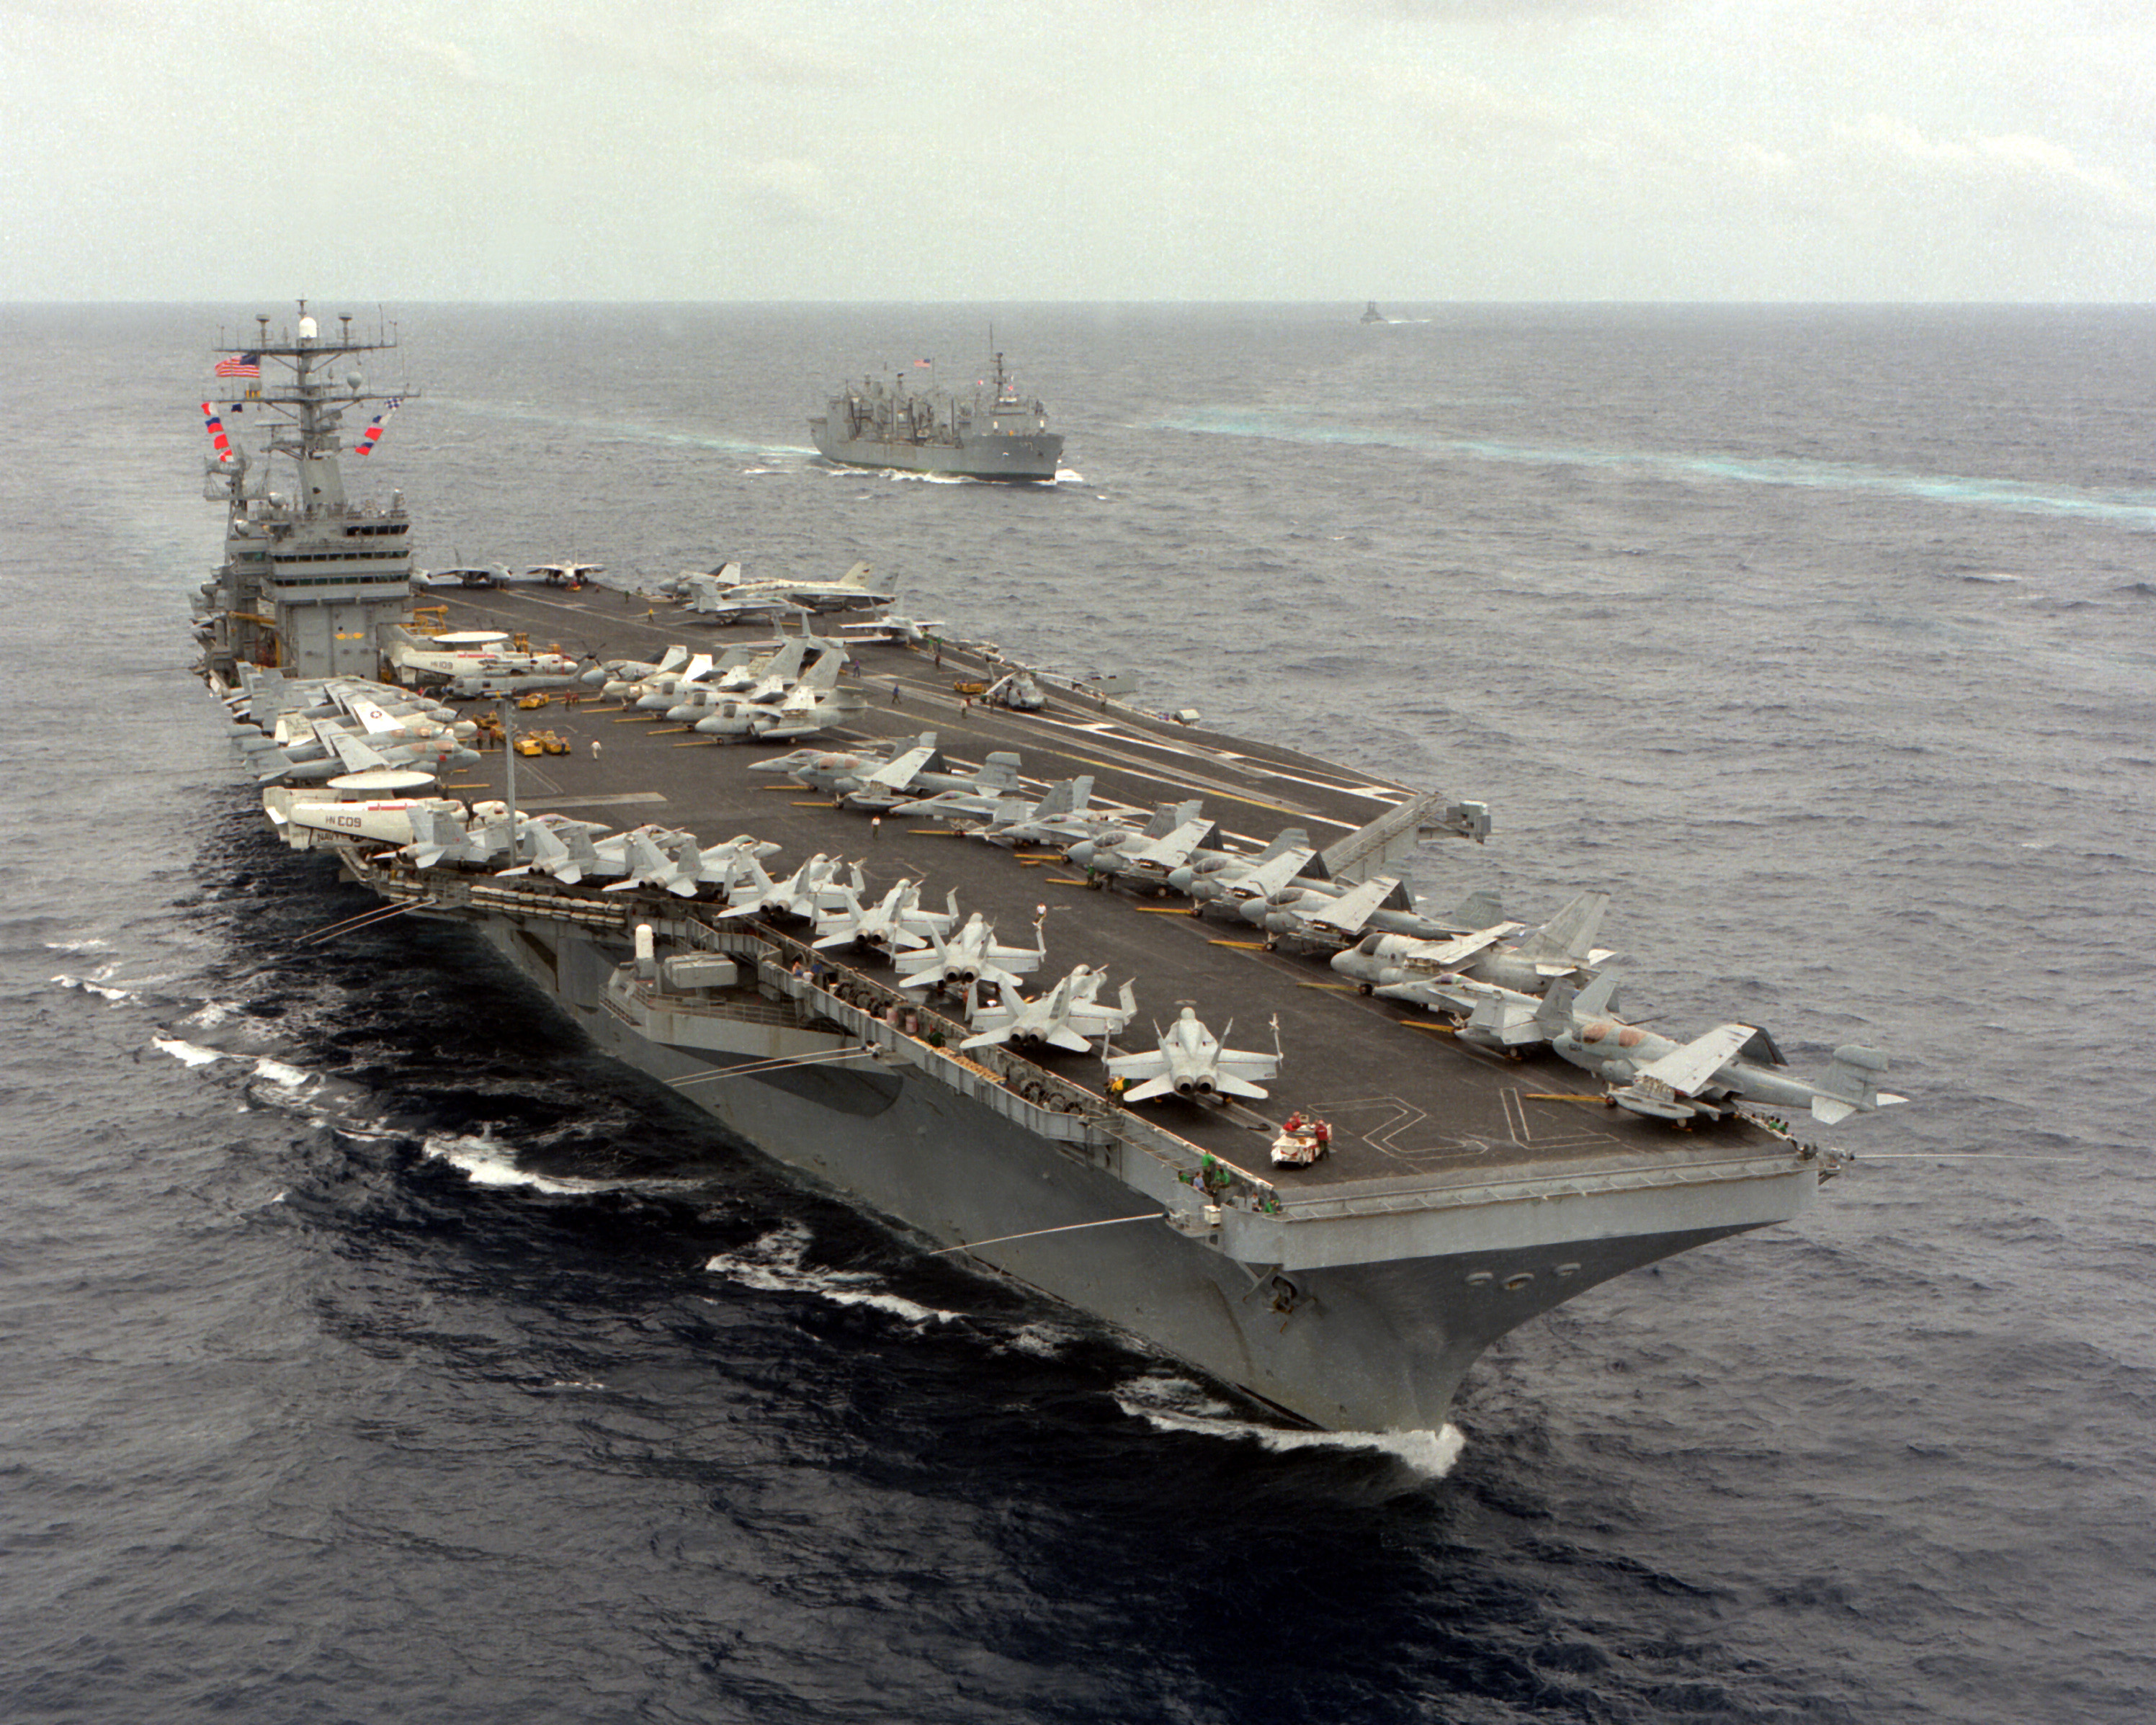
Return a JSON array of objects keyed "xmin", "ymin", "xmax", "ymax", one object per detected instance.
[
  {"xmin": 354, "ymin": 397, "xmax": 403, "ymax": 455},
  {"xmin": 200, "ymin": 403, "xmax": 235, "ymax": 464}
]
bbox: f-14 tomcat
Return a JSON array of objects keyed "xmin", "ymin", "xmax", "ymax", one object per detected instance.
[{"xmin": 676, "ymin": 560, "xmax": 895, "ymax": 623}]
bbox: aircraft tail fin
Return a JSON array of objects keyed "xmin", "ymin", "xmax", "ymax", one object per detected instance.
[
  {"xmin": 795, "ymin": 646, "xmax": 846, "ymax": 692},
  {"xmin": 1570, "ymin": 971, "xmax": 1622, "ymax": 1021},
  {"xmin": 1142, "ymin": 799, "xmax": 1204, "ymax": 838},
  {"xmin": 1033, "ymin": 775, "xmax": 1091, "ymax": 818},
  {"xmin": 1810, "ymin": 1045, "xmax": 1904, "ymax": 1124},
  {"xmin": 1451, "ymin": 888, "xmax": 1504, "ymax": 930},
  {"xmin": 977, "ymin": 751, "xmax": 1024, "ymax": 792},
  {"xmin": 1534, "ymin": 982, "xmax": 1575, "ymax": 1042},
  {"xmin": 1518, "ymin": 890, "xmax": 1610, "ymax": 963}
]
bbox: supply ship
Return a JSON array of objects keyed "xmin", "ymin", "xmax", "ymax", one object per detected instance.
[
  {"xmin": 810, "ymin": 352, "xmax": 1063, "ymax": 480},
  {"xmin": 196, "ymin": 308, "xmax": 1892, "ymax": 1433}
]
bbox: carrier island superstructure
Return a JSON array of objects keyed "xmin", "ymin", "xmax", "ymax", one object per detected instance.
[
  {"xmin": 198, "ymin": 310, "xmax": 1866, "ymax": 1434},
  {"xmin": 194, "ymin": 303, "xmax": 416, "ymax": 681}
]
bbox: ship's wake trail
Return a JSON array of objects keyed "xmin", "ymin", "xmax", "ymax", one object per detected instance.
[{"xmin": 1158, "ymin": 410, "xmax": 2156, "ymax": 527}]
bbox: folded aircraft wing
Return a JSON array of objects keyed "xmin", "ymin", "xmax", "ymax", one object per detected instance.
[
  {"xmin": 1403, "ymin": 925, "xmax": 1521, "ymax": 968},
  {"xmin": 1636, "ymin": 1023, "xmax": 1758, "ymax": 1098},
  {"xmin": 1306, "ymin": 874, "xmax": 1402, "ymax": 938},
  {"xmin": 321, "ymin": 723, "xmax": 392, "ymax": 775}
]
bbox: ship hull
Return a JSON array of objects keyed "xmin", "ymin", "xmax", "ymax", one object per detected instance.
[
  {"xmin": 810, "ymin": 419, "xmax": 1063, "ymax": 482},
  {"xmin": 476, "ymin": 912, "xmax": 1812, "ymax": 1433}
]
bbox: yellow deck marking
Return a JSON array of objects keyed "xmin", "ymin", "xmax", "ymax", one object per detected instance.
[
  {"xmin": 1207, "ymin": 939, "xmax": 1269, "ymax": 949},
  {"xmin": 1296, "ymin": 981, "xmax": 1358, "ymax": 989},
  {"xmin": 1402, "ymin": 1020, "xmax": 1458, "ymax": 1035},
  {"xmin": 1135, "ymin": 904, "xmax": 1196, "ymax": 913}
]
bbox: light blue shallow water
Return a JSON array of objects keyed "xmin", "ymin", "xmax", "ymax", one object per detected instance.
[{"xmin": 1, "ymin": 303, "xmax": 2151, "ymax": 1723}]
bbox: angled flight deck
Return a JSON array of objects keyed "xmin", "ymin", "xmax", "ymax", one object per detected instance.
[{"xmin": 416, "ymin": 581, "xmax": 1789, "ymax": 1201}]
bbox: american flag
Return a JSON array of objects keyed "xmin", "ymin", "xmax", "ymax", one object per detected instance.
[{"xmin": 215, "ymin": 351, "xmax": 261, "ymax": 380}]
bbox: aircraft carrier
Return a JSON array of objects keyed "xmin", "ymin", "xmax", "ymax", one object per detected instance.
[
  {"xmin": 810, "ymin": 353, "xmax": 1063, "ymax": 480},
  {"xmin": 196, "ymin": 308, "xmax": 1862, "ymax": 1434}
]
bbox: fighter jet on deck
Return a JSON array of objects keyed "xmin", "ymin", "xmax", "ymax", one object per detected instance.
[
  {"xmin": 894, "ymin": 911, "xmax": 1048, "ymax": 994},
  {"xmin": 819, "ymin": 745, "xmax": 1026, "ymax": 812},
  {"xmin": 1065, "ymin": 809, "xmax": 1217, "ymax": 883},
  {"xmin": 1166, "ymin": 833, "xmax": 1318, "ymax": 911},
  {"xmin": 679, "ymin": 560, "xmax": 894, "ymax": 623},
  {"xmin": 589, "ymin": 644, "xmax": 692, "ymax": 695},
  {"xmin": 1332, "ymin": 890, "xmax": 1615, "ymax": 998},
  {"xmin": 1248, "ymin": 874, "xmax": 1505, "ymax": 951},
  {"xmin": 891, "ymin": 773, "xmax": 1101, "ymax": 838},
  {"xmin": 715, "ymin": 853, "xmax": 864, "ymax": 923},
  {"xmin": 961, "ymin": 964, "xmax": 1138, "ymax": 1054},
  {"xmin": 1543, "ymin": 974, "xmax": 1906, "ymax": 1126},
  {"xmin": 1105, "ymin": 1008, "xmax": 1281, "ymax": 1104},
  {"xmin": 810, "ymin": 879, "xmax": 960, "ymax": 954}
]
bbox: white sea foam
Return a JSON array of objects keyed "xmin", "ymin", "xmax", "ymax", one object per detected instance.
[
  {"xmin": 152, "ymin": 1034, "xmax": 226, "ymax": 1068},
  {"xmin": 249, "ymin": 1057, "xmax": 316, "ymax": 1094},
  {"xmin": 1113, "ymin": 1374, "xmax": 1467, "ymax": 1478},
  {"xmin": 52, "ymin": 972, "xmax": 139, "ymax": 1005},
  {"xmin": 1004, "ymin": 1321, "xmax": 1087, "ymax": 1359},
  {"xmin": 43, "ymin": 937, "xmax": 112, "ymax": 954},
  {"xmin": 421, "ymin": 1132, "xmax": 596, "ymax": 1195},
  {"xmin": 703, "ymin": 1223, "xmax": 965, "ymax": 1326}
]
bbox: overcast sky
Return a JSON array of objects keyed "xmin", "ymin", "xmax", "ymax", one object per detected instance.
[{"xmin": 5, "ymin": 0, "xmax": 2150, "ymax": 302}]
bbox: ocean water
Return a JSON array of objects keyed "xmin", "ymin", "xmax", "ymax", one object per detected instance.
[{"xmin": 2, "ymin": 301, "xmax": 2152, "ymax": 1724}]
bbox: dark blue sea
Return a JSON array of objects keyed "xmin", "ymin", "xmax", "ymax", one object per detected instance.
[{"xmin": 4, "ymin": 303, "xmax": 2152, "ymax": 1724}]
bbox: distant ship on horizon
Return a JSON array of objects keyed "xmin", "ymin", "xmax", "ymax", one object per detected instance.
[{"xmin": 810, "ymin": 351, "xmax": 1063, "ymax": 481}]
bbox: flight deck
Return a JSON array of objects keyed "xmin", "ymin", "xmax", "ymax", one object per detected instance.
[{"xmin": 416, "ymin": 580, "xmax": 1784, "ymax": 1201}]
